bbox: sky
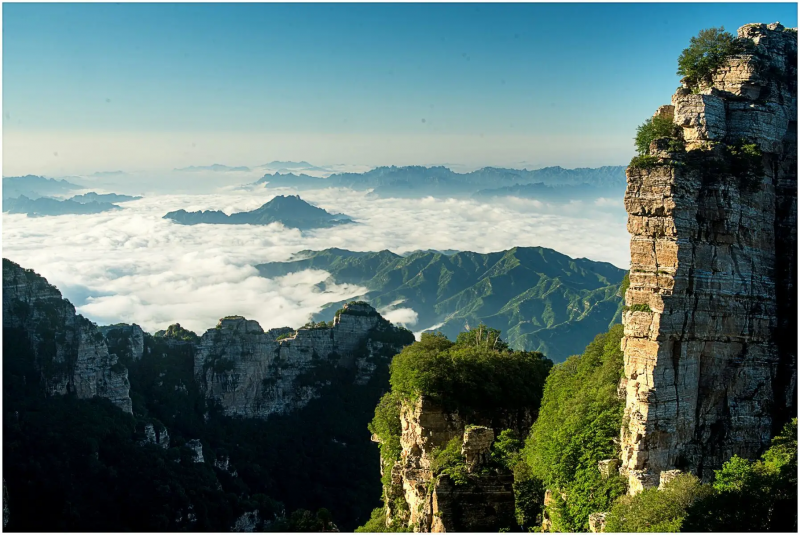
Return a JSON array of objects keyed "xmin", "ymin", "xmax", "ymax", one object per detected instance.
[{"xmin": 3, "ymin": 2, "xmax": 797, "ymax": 175}]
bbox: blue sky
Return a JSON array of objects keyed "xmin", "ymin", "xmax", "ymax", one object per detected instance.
[{"xmin": 3, "ymin": 3, "xmax": 797, "ymax": 174}]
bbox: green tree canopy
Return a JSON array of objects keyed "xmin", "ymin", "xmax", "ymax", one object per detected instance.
[
  {"xmin": 676, "ymin": 27, "xmax": 753, "ymax": 87},
  {"xmin": 605, "ymin": 474, "xmax": 711, "ymax": 532},
  {"xmin": 388, "ymin": 327, "xmax": 552, "ymax": 414}
]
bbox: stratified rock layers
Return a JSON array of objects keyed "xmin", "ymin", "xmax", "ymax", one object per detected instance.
[
  {"xmin": 383, "ymin": 398, "xmax": 525, "ymax": 532},
  {"xmin": 3, "ymin": 259, "xmax": 133, "ymax": 413},
  {"xmin": 620, "ymin": 23, "xmax": 797, "ymax": 491}
]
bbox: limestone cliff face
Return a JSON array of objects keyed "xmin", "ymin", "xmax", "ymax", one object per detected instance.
[
  {"xmin": 383, "ymin": 397, "xmax": 525, "ymax": 532},
  {"xmin": 620, "ymin": 23, "xmax": 797, "ymax": 491},
  {"xmin": 194, "ymin": 302, "xmax": 412, "ymax": 419},
  {"xmin": 3, "ymin": 259, "xmax": 132, "ymax": 413}
]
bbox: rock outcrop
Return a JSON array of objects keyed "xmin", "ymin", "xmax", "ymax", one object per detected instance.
[
  {"xmin": 383, "ymin": 397, "xmax": 525, "ymax": 532},
  {"xmin": 589, "ymin": 512, "xmax": 607, "ymax": 533},
  {"xmin": 137, "ymin": 422, "xmax": 170, "ymax": 448},
  {"xmin": 98, "ymin": 323, "xmax": 145, "ymax": 361},
  {"xmin": 194, "ymin": 302, "xmax": 414, "ymax": 419},
  {"xmin": 232, "ymin": 510, "xmax": 262, "ymax": 532},
  {"xmin": 620, "ymin": 23, "xmax": 797, "ymax": 491},
  {"xmin": 3, "ymin": 259, "xmax": 132, "ymax": 413},
  {"xmin": 185, "ymin": 439, "xmax": 205, "ymax": 463}
]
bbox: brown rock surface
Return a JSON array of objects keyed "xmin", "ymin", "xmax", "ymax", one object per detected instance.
[
  {"xmin": 384, "ymin": 398, "xmax": 527, "ymax": 532},
  {"xmin": 620, "ymin": 23, "xmax": 797, "ymax": 492}
]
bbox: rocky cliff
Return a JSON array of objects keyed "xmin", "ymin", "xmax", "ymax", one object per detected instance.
[
  {"xmin": 3, "ymin": 259, "xmax": 132, "ymax": 413},
  {"xmin": 380, "ymin": 397, "xmax": 527, "ymax": 532},
  {"xmin": 194, "ymin": 302, "xmax": 414, "ymax": 419},
  {"xmin": 620, "ymin": 23, "xmax": 797, "ymax": 492}
]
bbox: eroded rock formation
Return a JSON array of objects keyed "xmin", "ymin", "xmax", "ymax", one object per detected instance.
[
  {"xmin": 382, "ymin": 397, "xmax": 524, "ymax": 532},
  {"xmin": 621, "ymin": 23, "xmax": 797, "ymax": 491},
  {"xmin": 194, "ymin": 302, "xmax": 413, "ymax": 419},
  {"xmin": 3, "ymin": 259, "xmax": 133, "ymax": 413}
]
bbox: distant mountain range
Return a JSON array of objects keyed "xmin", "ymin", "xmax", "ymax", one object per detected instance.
[
  {"xmin": 254, "ymin": 165, "xmax": 627, "ymax": 199},
  {"xmin": 69, "ymin": 192, "xmax": 142, "ymax": 204},
  {"xmin": 163, "ymin": 194, "xmax": 353, "ymax": 230},
  {"xmin": 256, "ymin": 246, "xmax": 626, "ymax": 362},
  {"xmin": 90, "ymin": 171, "xmax": 128, "ymax": 178},
  {"xmin": 473, "ymin": 181, "xmax": 625, "ymax": 202},
  {"xmin": 174, "ymin": 164, "xmax": 252, "ymax": 172},
  {"xmin": 2, "ymin": 175, "xmax": 82, "ymax": 200},
  {"xmin": 4, "ymin": 195, "xmax": 122, "ymax": 217}
]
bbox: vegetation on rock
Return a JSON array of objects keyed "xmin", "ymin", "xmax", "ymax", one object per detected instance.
[
  {"xmin": 606, "ymin": 473, "xmax": 711, "ymax": 532},
  {"xmin": 676, "ymin": 27, "xmax": 754, "ymax": 87},
  {"xmin": 388, "ymin": 326, "xmax": 553, "ymax": 414},
  {"xmin": 522, "ymin": 324, "xmax": 626, "ymax": 531},
  {"xmin": 634, "ymin": 115, "xmax": 681, "ymax": 156},
  {"xmin": 154, "ymin": 323, "xmax": 199, "ymax": 342},
  {"xmin": 430, "ymin": 437, "xmax": 470, "ymax": 486},
  {"xmin": 605, "ymin": 419, "xmax": 797, "ymax": 532}
]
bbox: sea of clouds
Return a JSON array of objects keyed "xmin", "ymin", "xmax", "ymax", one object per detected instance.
[{"xmin": 2, "ymin": 183, "xmax": 629, "ymax": 335}]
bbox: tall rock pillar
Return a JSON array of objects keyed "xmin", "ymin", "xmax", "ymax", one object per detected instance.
[{"xmin": 620, "ymin": 23, "xmax": 797, "ymax": 492}]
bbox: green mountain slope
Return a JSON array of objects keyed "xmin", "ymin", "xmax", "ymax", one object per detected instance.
[{"xmin": 257, "ymin": 247, "xmax": 626, "ymax": 362}]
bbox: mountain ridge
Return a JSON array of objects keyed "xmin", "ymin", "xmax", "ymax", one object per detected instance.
[
  {"xmin": 257, "ymin": 246, "xmax": 625, "ymax": 361},
  {"xmin": 163, "ymin": 194, "xmax": 353, "ymax": 229}
]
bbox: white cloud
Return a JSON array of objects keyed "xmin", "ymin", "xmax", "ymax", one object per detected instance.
[
  {"xmin": 3, "ymin": 187, "xmax": 629, "ymax": 335},
  {"xmin": 594, "ymin": 196, "xmax": 622, "ymax": 207}
]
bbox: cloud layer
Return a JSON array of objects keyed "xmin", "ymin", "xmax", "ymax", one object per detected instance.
[{"xmin": 3, "ymin": 186, "xmax": 629, "ymax": 335}]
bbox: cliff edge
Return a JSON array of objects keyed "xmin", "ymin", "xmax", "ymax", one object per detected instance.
[{"xmin": 620, "ymin": 22, "xmax": 797, "ymax": 492}]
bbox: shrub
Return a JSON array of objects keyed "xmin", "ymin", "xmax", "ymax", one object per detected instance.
[
  {"xmin": 368, "ymin": 391, "xmax": 404, "ymax": 482},
  {"xmin": 355, "ymin": 507, "xmax": 410, "ymax": 532},
  {"xmin": 619, "ymin": 272, "xmax": 630, "ymax": 299},
  {"xmin": 155, "ymin": 323, "xmax": 199, "ymax": 342},
  {"xmin": 728, "ymin": 141, "xmax": 763, "ymax": 193},
  {"xmin": 676, "ymin": 27, "xmax": 753, "ymax": 87},
  {"xmin": 635, "ymin": 116, "xmax": 680, "ymax": 156},
  {"xmin": 301, "ymin": 321, "xmax": 331, "ymax": 330},
  {"xmin": 430, "ymin": 437, "xmax": 469, "ymax": 486},
  {"xmin": 512, "ymin": 460, "xmax": 545, "ymax": 529},
  {"xmin": 605, "ymin": 473, "xmax": 712, "ymax": 532},
  {"xmin": 629, "ymin": 155, "xmax": 663, "ymax": 169}
]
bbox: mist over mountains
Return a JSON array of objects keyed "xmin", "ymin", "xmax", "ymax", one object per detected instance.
[
  {"xmin": 257, "ymin": 246, "xmax": 625, "ymax": 361},
  {"xmin": 255, "ymin": 164, "xmax": 627, "ymax": 199},
  {"xmin": 2, "ymin": 175, "xmax": 82, "ymax": 200},
  {"xmin": 163, "ymin": 195, "xmax": 353, "ymax": 230}
]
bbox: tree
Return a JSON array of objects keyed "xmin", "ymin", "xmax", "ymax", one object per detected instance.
[
  {"xmin": 676, "ymin": 27, "xmax": 753, "ymax": 87},
  {"xmin": 683, "ymin": 418, "xmax": 797, "ymax": 532}
]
